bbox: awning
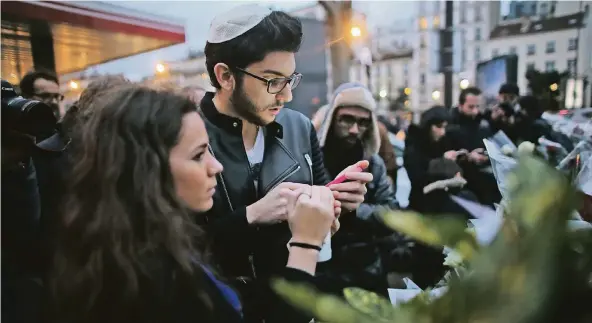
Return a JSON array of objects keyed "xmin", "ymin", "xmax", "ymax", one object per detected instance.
[{"xmin": 1, "ymin": 1, "xmax": 185, "ymax": 80}]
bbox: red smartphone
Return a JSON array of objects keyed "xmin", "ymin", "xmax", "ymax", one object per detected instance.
[{"xmin": 325, "ymin": 166, "xmax": 363, "ymax": 186}]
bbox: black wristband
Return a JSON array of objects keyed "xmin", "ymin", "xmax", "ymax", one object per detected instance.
[{"xmin": 288, "ymin": 242, "xmax": 322, "ymax": 251}]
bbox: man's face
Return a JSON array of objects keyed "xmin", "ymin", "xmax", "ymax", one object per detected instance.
[
  {"xmin": 498, "ymin": 93, "xmax": 518, "ymax": 106},
  {"xmin": 430, "ymin": 122, "xmax": 447, "ymax": 142},
  {"xmin": 331, "ymin": 106, "xmax": 372, "ymax": 147},
  {"xmin": 231, "ymin": 51, "xmax": 296, "ymax": 126},
  {"xmin": 32, "ymin": 78, "xmax": 62, "ymax": 118},
  {"xmin": 460, "ymin": 94, "xmax": 481, "ymax": 118}
]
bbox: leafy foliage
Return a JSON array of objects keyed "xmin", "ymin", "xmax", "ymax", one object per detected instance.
[{"xmin": 273, "ymin": 156, "xmax": 592, "ymax": 323}]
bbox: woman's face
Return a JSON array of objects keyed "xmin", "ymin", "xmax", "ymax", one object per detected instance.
[
  {"xmin": 430, "ymin": 122, "xmax": 447, "ymax": 142},
  {"xmin": 169, "ymin": 112, "xmax": 223, "ymax": 212}
]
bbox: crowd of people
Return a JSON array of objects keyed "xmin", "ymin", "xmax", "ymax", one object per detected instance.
[{"xmin": 1, "ymin": 3, "xmax": 578, "ymax": 323}]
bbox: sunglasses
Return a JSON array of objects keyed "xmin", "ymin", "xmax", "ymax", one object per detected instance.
[{"xmin": 234, "ymin": 67, "xmax": 302, "ymax": 94}]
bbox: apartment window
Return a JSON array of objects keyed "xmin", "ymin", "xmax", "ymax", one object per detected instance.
[
  {"xmin": 509, "ymin": 46, "xmax": 517, "ymax": 55},
  {"xmin": 433, "ymin": 16, "xmax": 440, "ymax": 28},
  {"xmin": 474, "ymin": 6, "xmax": 482, "ymax": 22},
  {"xmin": 459, "ymin": 2, "xmax": 467, "ymax": 23},
  {"xmin": 546, "ymin": 41, "xmax": 555, "ymax": 54},
  {"xmin": 568, "ymin": 38, "xmax": 578, "ymax": 51},
  {"xmin": 475, "ymin": 27, "xmax": 481, "ymax": 41},
  {"xmin": 492, "ymin": 49, "xmax": 499, "ymax": 57},
  {"xmin": 527, "ymin": 44, "xmax": 536, "ymax": 56},
  {"xmin": 567, "ymin": 59, "xmax": 577, "ymax": 73},
  {"xmin": 420, "ymin": 73, "xmax": 426, "ymax": 85},
  {"xmin": 540, "ymin": 3, "xmax": 549, "ymax": 17},
  {"xmin": 545, "ymin": 61, "xmax": 555, "ymax": 72},
  {"xmin": 475, "ymin": 46, "xmax": 481, "ymax": 61},
  {"xmin": 527, "ymin": 63, "xmax": 535, "ymax": 71},
  {"xmin": 419, "ymin": 17, "xmax": 428, "ymax": 30}
]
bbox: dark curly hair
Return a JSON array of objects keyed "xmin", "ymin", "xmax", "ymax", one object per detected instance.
[
  {"xmin": 50, "ymin": 85, "xmax": 211, "ymax": 322},
  {"xmin": 205, "ymin": 10, "xmax": 302, "ymax": 89}
]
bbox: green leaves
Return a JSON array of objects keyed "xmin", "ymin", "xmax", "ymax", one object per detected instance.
[
  {"xmin": 381, "ymin": 211, "xmax": 478, "ymax": 260},
  {"xmin": 272, "ymin": 156, "xmax": 588, "ymax": 323}
]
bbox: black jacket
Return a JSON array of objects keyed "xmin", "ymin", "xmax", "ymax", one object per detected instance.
[
  {"xmin": 198, "ymin": 93, "xmax": 329, "ymax": 322},
  {"xmin": 446, "ymin": 108, "xmax": 493, "ymax": 151}
]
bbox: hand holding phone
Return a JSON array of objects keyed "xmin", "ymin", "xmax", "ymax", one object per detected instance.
[{"xmin": 325, "ymin": 166, "xmax": 363, "ymax": 186}]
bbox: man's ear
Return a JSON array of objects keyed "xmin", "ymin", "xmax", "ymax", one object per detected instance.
[{"xmin": 213, "ymin": 63, "xmax": 234, "ymax": 91}]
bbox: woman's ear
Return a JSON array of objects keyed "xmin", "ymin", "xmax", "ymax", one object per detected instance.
[{"xmin": 213, "ymin": 63, "xmax": 234, "ymax": 91}]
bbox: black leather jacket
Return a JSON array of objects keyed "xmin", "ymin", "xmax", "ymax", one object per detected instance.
[{"xmin": 198, "ymin": 93, "xmax": 329, "ymax": 320}]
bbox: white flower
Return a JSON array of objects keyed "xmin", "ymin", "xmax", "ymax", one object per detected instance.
[
  {"xmin": 501, "ymin": 144, "xmax": 515, "ymax": 156},
  {"xmin": 443, "ymin": 249, "xmax": 464, "ymax": 268},
  {"xmin": 518, "ymin": 141, "xmax": 535, "ymax": 155}
]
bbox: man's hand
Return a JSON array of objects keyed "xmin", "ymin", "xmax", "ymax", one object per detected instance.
[
  {"xmin": 246, "ymin": 182, "xmax": 308, "ymax": 225},
  {"xmin": 468, "ymin": 148, "xmax": 489, "ymax": 164},
  {"xmin": 443, "ymin": 150, "xmax": 459, "ymax": 161},
  {"xmin": 491, "ymin": 106, "xmax": 505, "ymax": 121},
  {"xmin": 327, "ymin": 160, "xmax": 373, "ymax": 212}
]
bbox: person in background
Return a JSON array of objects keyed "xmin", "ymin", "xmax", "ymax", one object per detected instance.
[
  {"xmin": 316, "ymin": 82, "xmax": 399, "ymax": 296},
  {"xmin": 314, "ymin": 105, "xmax": 398, "ymax": 186},
  {"xmin": 404, "ymin": 106, "xmax": 454, "ymax": 212},
  {"xmin": 61, "ymin": 75, "xmax": 131, "ymax": 137},
  {"xmin": 513, "ymin": 95, "xmax": 574, "ymax": 151},
  {"xmin": 181, "ymin": 85, "xmax": 207, "ymax": 105},
  {"xmin": 447, "ymin": 87, "xmax": 500, "ymax": 206},
  {"xmin": 49, "ymin": 85, "xmax": 336, "ymax": 323},
  {"xmin": 19, "ymin": 69, "xmax": 64, "ymax": 119},
  {"xmin": 484, "ymin": 83, "xmax": 520, "ymax": 140},
  {"xmin": 199, "ymin": 5, "xmax": 371, "ymax": 322},
  {"xmin": 311, "ymin": 104, "xmax": 330, "ymax": 130},
  {"xmin": 497, "ymin": 83, "xmax": 520, "ymax": 108}
]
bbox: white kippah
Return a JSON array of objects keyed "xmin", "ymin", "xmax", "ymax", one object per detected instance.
[{"xmin": 207, "ymin": 4, "xmax": 273, "ymax": 44}]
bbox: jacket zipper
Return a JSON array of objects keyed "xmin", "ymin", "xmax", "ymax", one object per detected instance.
[
  {"xmin": 304, "ymin": 153, "xmax": 313, "ymax": 185},
  {"xmin": 267, "ymin": 164, "xmax": 301, "ymax": 192},
  {"xmin": 208, "ymin": 145, "xmax": 234, "ymax": 212}
]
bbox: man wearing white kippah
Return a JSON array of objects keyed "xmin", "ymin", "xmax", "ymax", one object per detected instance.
[{"xmin": 198, "ymin": 4, "xmax": 373, "ymax": 322}]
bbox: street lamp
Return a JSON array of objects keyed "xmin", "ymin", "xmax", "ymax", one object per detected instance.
[
  {"xmin": 432, "ymin": 90, "xmax": 441, "ymax": 101},
  {"xmin": 69, "ymin": 80, "xmax": 79, "ymax": 90},
  {"xmin": 156, "ymin": 63, "xmax": 166, "ymax": 74},
  {"xmin": 459, "ymin": 79, "xmax": 470, "ymax": 90},
  {"xmin": 350, "ymin": 26, "xmax": 362, "ymax": 38},
  {"xmin": 549, "ymin": 83, "xmax": 558, "ymax": 91},
  {"xmin": 404, "ymin": 87, "xmax": 411, "ymax": 95},
  {"xmin": 379, "ymin": 89, "xmax": 388, "ymax": 98}
]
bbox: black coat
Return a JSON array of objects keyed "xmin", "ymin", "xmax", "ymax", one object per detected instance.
[
  {"xmin": 446, "ymin": 108, "xmax": 493, "ymax": 151},
  {"xmin": 198, "ymin": 93, "xmax": 330, "ymax": 322}
]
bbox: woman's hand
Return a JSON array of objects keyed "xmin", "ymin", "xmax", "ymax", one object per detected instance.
[{"xmin": 286, "ymin": 185, "xmax": 335, "ymax": 246}]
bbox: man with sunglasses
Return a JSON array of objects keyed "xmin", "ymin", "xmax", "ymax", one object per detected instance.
[
  {"xmin": 19, "ymin": 69, "xmax": 64, "ymax": 119},
  {"xmin": 199, "ymin": 5, "xmax": 373, "ymax": 323},
  {"xmin": 315, "ymin": 82, "xmax": 400, "ymax": 297}
]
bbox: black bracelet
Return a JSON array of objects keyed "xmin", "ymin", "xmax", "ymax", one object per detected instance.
[{"xmin": 288, "ymin": 242, "xmax": 322, "ymax": 251}]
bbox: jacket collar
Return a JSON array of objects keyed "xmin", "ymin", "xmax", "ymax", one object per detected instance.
[{"xmin": 200, "ymin": 92, "xmax": 283, "ymax": 138}]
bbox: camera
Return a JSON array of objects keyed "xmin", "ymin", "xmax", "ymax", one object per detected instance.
[{"xmin": 2, "ymin": 79, "xmax": 57, "ymax": 142}]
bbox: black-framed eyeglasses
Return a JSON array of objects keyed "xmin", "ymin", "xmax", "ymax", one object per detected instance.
[
  {"xmin": 234, "ymin": 67, "xmax": 302, "ymax": 94},
  {"xmin": 337, "ymin": 114, "xmax": 372, "ymax": 130}
]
